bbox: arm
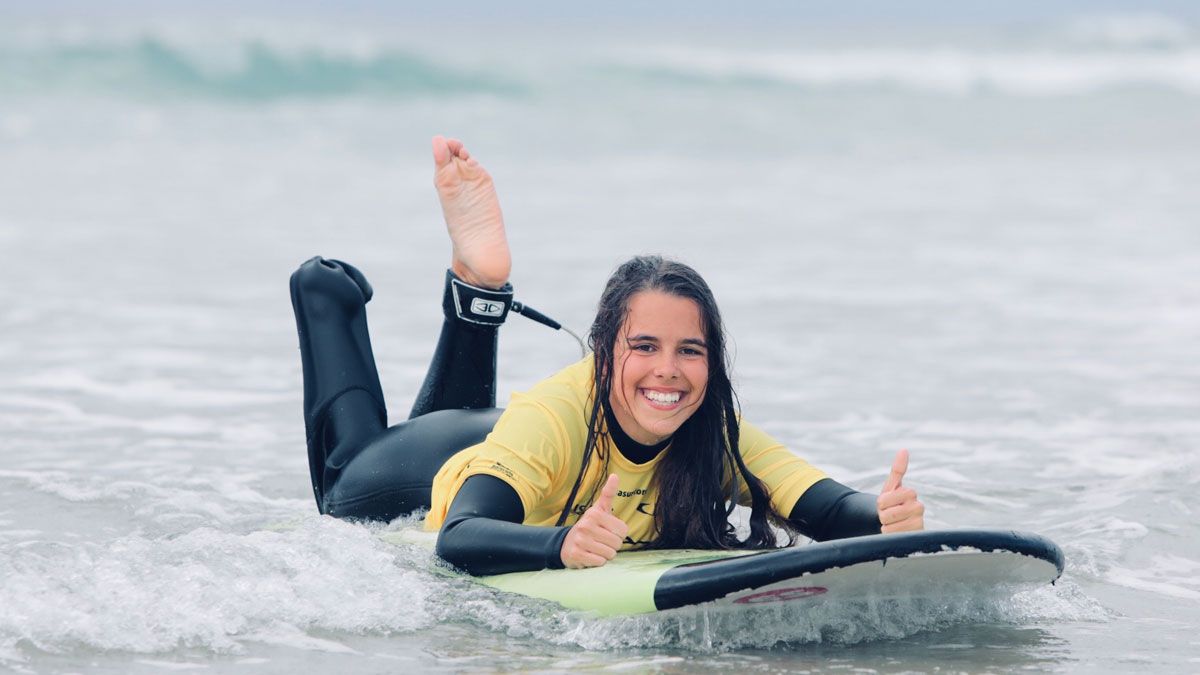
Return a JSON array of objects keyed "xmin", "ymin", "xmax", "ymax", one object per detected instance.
[
  {"xmin": 437, "ymin": 473, "xmax": 629, "ymax": 575},
  {"xmin": 435, "ymin": 474, "xmax": 570, "ymax": 576},
  {"xmin": 733, "ymin": 421, "xmax": 921, "ymax": 540},
  {"xmin": 788, "ymin": 450, "xmax": 926, "ymax": 540},
  {"xmin": 787, "ymin": 477, "xmax": 880, "ymax": 541}
]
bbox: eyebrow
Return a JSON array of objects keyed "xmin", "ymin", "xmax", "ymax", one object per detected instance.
[{"xmin": 626, "ymin": 334, "xmax": 708, "ymax": 348}]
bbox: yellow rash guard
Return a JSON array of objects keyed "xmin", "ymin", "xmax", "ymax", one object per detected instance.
[{"xmin": 425, "ymin": 356, "xmax": 827, "ymax": 548}]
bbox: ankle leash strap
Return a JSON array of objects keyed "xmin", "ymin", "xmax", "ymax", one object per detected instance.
[
  {"xmin": 444, "ymin": 270, "xmax": 514, "ymax": 326},
  {"xmin": 441, "ymin": 270, "xmax": 586, "ymax": 355}
]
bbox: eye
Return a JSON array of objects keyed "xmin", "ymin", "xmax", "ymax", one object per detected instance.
[
  {"xmin": 631, "ymin": 343, "xmax": 655, "ymax": 353},
  {"xmin": 680, "ymin": 347, "xmax": 704, "ymax": 357}
]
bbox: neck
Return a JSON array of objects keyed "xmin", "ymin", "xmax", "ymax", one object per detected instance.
[{"xmin": 603, "ymin": 402, "xmax": 671, "ymax": 465}]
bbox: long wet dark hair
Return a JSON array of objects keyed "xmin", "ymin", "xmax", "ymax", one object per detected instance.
[{"xmin": 554, "ymin": 256, "xmax": 795, "ymax": 550}]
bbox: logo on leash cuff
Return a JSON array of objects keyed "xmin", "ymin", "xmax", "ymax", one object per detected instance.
[
  {"xmin": 470, "ymin": 298, "xmax": 505, "ymax": 318},
  {"xmin": 445, "ymin": 271, "xmax": 513, "ymax": 326}
]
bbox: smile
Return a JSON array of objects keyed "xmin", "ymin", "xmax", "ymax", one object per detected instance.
[{"xmin": 640, "ymin": 388, "xmax": 683, "ymax": 409}]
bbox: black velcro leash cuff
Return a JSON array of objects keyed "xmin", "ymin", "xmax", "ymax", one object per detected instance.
[{"xmin": 443, "ymin": 269, "xmax": 514, "ymax": 326}]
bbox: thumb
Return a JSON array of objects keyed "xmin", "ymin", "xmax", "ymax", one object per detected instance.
[
  {"xmin": 595, "ymin": 474, "xmax": 619, "ymax": 512},
  {"xmin": 882, "ymin": 449, "xmax": 909, "ymax": 493}
]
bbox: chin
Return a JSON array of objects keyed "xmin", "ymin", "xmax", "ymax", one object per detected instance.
[{"xmin": 648, "ymin": 416, "xmax": 687, "ymax": 438}]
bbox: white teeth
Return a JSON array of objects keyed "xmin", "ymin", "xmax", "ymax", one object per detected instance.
[{"xmin": 644, "ymin": 390, "xmax": 681, "ymax": 404}]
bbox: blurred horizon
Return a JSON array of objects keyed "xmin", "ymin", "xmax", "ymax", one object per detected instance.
[
  {"xmin": 4, "ymin": 4, "xmax": 1200, "ymax": 107},
  {"xmin": 5, "ymin": 0, "xmax": 1200, "ymax": 24}
]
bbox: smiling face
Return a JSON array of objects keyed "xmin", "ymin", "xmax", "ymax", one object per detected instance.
[{"xmin": 607, "ymin": 290, "xmax": 710, "ymax": 446}]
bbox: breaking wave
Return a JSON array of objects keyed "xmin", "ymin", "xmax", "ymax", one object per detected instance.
[
  {"xmin": 3, "ymin": 13, "xmax": 1200, "ymax": 101},
  {"xmin": 0, "ymin": 36, "xmax": 521, "ymax": 101}
]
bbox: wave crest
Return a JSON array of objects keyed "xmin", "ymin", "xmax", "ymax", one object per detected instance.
[
  {"xmin": 0, "ymin": 36, "xmax": 520, "ymax": 100},
  {"xmin": 5, "ymin": 19, "xmax": 1200, "ymax": 101},
  {"xmin": 615, "ymin": 45, "xmax": 1200, "ymax": 96}
]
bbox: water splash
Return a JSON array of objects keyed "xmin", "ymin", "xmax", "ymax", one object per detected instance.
[
  {"xmin": 444, "ymin": 577, "xmax": 1105, "ymax": 653},
  {"xmin": 0, "ymin": 518, "xmax": 1106, "ymax": 664},
  {"xmin": 0, "ymin": 519, "xmax": 434, "ymax": 662}
]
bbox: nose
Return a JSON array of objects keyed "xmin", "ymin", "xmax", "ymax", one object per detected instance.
[{"xmin": 653, "ymin": 351, "xmax": 680, "ymax": 379}]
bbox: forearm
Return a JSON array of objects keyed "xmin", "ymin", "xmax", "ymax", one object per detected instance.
[
  {"xmin": 435, "ymin": 474, "xmax": 569, "ymax": 575},
  {"xmin": 788, "ymin": 477, "xmax": 881, "ymax": 541}
]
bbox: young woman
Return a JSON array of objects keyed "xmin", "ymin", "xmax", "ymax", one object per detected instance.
[{"xmin": 289, "ymin": 136, "xmax": 924, "ymax": 575}]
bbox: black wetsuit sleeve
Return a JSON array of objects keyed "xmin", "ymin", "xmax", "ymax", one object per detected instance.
[
  {"xmin": 788, "ymin": 477, "xmax": 881, "ymax": 541},
  {"xmin": 435, "ymin": 474, "xmax": 570, "ymax": 576}
]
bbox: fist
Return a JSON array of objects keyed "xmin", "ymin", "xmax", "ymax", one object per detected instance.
[
  {"xmin": 560, "ymin": 474, "xmax": 630, "ymax": 569},
  {"xmin": 878, "ymin": 449, "xmax": 925, "ymax": 534}
]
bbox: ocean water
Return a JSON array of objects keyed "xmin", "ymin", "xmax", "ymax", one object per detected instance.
[{"xmin": 2, "ymin": 8, "xmax": 1200, "ymax": 673}]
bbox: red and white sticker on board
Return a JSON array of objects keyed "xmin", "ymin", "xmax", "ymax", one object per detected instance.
[{"xmin": 732, "ymin": 586, "xmax": 828, "ymax": 604}]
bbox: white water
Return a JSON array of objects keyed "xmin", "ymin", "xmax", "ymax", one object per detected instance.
[{"xmin": 2, "ymin": 7, "xmax": 1199, "ymax": 672}]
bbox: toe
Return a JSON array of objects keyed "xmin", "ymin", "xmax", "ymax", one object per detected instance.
[{"xmin": 431, "ymin": 135, "xmax": 451, "ymax": 166}]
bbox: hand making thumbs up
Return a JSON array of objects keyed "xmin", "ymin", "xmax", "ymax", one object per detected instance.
[
  {"xmin": 560, "ymin": 474, "xmax": 631, "ymax": 569},
  {"xmin": 877, "ymin": 449, "xmax": 925, "ymax": 533}
]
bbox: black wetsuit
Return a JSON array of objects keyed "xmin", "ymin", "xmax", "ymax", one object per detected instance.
[{"xmin": 290, "ymin": 257, "xmax": 880, "ymax": 576}]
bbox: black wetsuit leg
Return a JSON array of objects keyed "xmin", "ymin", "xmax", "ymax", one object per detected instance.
[
  {"xmin": 409, "ymin": 270, "xmax": 504, "ymax": 418},
  {"xmin": 290, "ymin": 256, "xmax": 388, "ymax": 512},
  {"xmin": 289, "ymin": 257, "xmax": 502, "ymax": 521}
]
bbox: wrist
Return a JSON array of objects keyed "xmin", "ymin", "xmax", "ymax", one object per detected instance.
[{"xmin": 549, "ymin": 525, "xmax": 571, "ymax": 569}]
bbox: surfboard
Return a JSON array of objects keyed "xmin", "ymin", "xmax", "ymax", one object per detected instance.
[{"xmin": 379, "ymin": 528, "xmax": 1064, "ymax": 616}]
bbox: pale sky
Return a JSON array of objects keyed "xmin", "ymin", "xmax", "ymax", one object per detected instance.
[{"xmin": 4, "ymin": 0, "xmax": 1199, "ymax": 23}]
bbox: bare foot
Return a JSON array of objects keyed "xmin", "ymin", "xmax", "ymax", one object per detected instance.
[{"xmin": 432, "ymin": 135, "xmax": 511, "ymax": 289}]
